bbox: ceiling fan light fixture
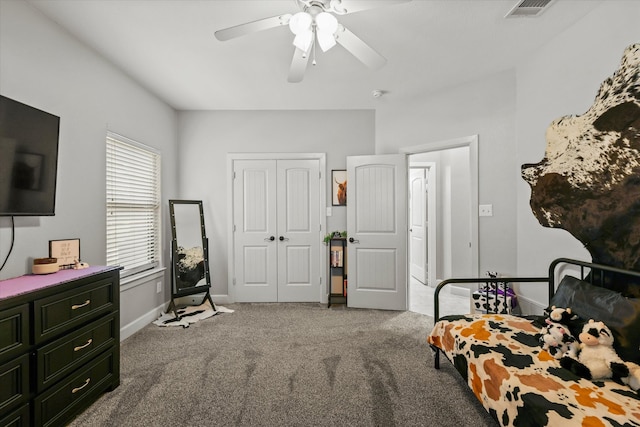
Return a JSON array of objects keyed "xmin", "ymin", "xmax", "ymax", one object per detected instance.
[
  {"xmin": 315, "ymin": 12, "xmax": 338, "ymax": 52},
  {"xmin": 316, "ymin": 12, "xmax": 338, "ymax": 33},
  {"xmin": 289, "ymin": 12, "xmax": 312, "ymax": 35},
  {"xmin": 317, "ymin": 30, "xmax": 336, "ymax": 52},
  {"xmin": 293, "ymin": 30, "xmax": 314, "ymax": 52}
]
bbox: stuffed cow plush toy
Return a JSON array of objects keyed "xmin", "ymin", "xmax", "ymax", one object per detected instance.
[
  {"xmin": 539, "ymin": 307, "xmax": 580, "ymax": 359},
  {"xmin": 560, "ymin": 320, "xmax": 629, "ymax": 381}
]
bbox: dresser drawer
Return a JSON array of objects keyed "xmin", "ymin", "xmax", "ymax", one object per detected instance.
[
  {"xmin": 34, "ymin": 348, "xmax": 116, "ymax": 427},
  {"xmin": 34, "ymin": 277, "xmax": 116, "ymax": 344},
  {"xmin": 0, "ymin": 304, "xmax": 29, "ymax": 365},
  {"xmin": 36, "ymin": 313, "xmax": 117, "ymax": 393},
  {"xmin": 0, "ymin": 403, "xmax": 29, "ymax": 427},
  {"xmin": 0, "ymin": 354, "xmax": 29, "ymax": 415},
  {"xmin": 0, "ymin": 402, "xmax": 30, "ymax": 427}
]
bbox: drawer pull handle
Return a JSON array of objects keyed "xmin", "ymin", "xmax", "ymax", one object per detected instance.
[
  {"xmin": 72, "ymin": 378, "xmax": 91, "ymax": 394},
  {"xmin": 74, "ymin": 339, "xmax": 93, "ymax": 352},
  {"xmin": 71, "ymin": 299, "xmax": 91, "ymax": 310}
]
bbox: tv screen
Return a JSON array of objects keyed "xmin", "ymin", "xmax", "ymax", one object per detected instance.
[{"xmin": 0, "ymin": 95, "xmax": 60, "ymax": 216}]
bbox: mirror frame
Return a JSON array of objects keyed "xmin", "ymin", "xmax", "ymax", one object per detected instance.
[{"xmin": 168, "ymin": 199, "xmax": 211, "ymax": 298}]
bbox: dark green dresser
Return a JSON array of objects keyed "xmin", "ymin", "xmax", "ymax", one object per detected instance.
[{"xmin": 0, "ymin": 266, "xmax": 120, "ymax": 426}]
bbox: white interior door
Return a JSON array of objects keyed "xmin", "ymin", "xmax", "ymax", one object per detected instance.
[
  {"xmin": 346, "ymin": 154, "xmax": 407, "ymax": 310},
  {"xmin": 409, "ymin": 168, "xmax": 427, "ymax": 284},
  {"xmin": 276, "ymin": 159, "xmax": 321, "ymax": 302},
  {"xmin": 233, "ymin": 159, "xmax": 278, "ymax": 302},
  {"xmin": 233, "ymin": 158, "xmax": 321, "ymax": 302}
]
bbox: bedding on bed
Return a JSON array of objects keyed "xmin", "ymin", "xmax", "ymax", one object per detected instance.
[{"xmin": 428, "ymin": 313, "xmax": 640, "ymax": 427}]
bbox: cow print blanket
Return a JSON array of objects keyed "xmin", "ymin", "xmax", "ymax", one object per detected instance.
[{"xmin": 428, "ymin": 314, "xmax": 640, "ymax": 427}]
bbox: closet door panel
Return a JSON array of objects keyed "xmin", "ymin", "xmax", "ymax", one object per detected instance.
[
  {"xmin": 277, "ymin": 160, "xmax": 321, "ymax": 302},
  {"xmin": 233, "ymin": 160, "xmax": 278, "ymax": 302}
]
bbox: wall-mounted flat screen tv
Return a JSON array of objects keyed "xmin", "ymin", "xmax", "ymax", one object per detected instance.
[{"xmin": 0, "ymin": 95, "xmax": 60, "ymax": 216}]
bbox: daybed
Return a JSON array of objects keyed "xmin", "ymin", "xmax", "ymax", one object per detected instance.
[{"xmin": 427, "ymin": 258, "xmax": 640, "ymax": 427}]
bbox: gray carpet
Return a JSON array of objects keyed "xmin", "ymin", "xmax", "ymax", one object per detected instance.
[{"xmin": 69, "ymin": 303, "xmax": 497, "ymax": 426}]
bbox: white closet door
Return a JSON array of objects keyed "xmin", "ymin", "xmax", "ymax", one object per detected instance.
[
  {"xmin": 233, "ymin": 158, "xmax": 321, "ymax": 302},
  {"xmin": 347, "ymin": 154, "xmax": 407, "ymax": 310},
  {"xmin": 233, "ymin": 159, "xmax": 278, "ymax": 302},
  {"xmin": 277, "ymin": 159, "xmax": 321, "ymax": 302}
]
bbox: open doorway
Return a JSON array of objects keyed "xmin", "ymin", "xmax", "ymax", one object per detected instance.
[{"xmin": 402, "ymin": 135, "xmax": 479, "ymax": 315}]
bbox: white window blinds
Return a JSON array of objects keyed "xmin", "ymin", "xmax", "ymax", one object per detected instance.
[{"xmin": 106, "ymin": 132, "xmax": 160, "ymax": 278}]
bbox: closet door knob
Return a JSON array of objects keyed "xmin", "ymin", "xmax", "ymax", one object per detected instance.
[
  {"xmin": 264, "ymin": 236, "xmax": 275, "ymax": 242},
  {"xmin": 279, "ymin": 236, "xmax": 289, "ymax": 241},
  {"xmin": 349, "ymin": 237, "xmax": 359, "ymax": 244}
]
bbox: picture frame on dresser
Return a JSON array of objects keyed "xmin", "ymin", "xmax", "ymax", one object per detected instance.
[{"xmin": 49, "ymin": 238, "xmax": 81, "ymax": 269}]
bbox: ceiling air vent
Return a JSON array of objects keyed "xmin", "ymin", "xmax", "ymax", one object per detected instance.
[{"xmin": 505, "ymin": 0, "xmax": 555, "ymax": 18}]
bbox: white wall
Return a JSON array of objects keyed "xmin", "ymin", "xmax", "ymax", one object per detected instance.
[
  {"xmin": 177, "ymin": 109, "xmax": 375, "ymax": 296},
  {"xmin": 515, "ymin": 1, "xmax": 640, "ymax": 310},
  {"xmin": 0, "ymin": 1, "xmax": 179, "ymax": 337}
]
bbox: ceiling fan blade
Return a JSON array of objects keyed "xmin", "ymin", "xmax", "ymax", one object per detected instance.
[
  {"xmin": 335, "ymin": 25, "xmax": 386, "ymax": 70},
  {"xmin": 339, "ymin": 0, "xmax": 412, "ymax": 15},
  {"xmin": 215, "ymin": 14, "xmax": 292, "ymax": 41},
  {"xmin": 288, "ymin": 47, "xmax": 311, "ymax": 83}
]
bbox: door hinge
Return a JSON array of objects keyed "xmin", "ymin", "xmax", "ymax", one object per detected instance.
[
  {"xmin": 233, "ymin": 224, "xmax": 236, "ymax": 232},
  {"xmin": 233, "ymin": 171, "xmax": 236, "ymax": 179},
  {"xmin": 233, "ymin": 278, "xmax": 236, "ymax": 286},
  {"xmin": 320, "ymin": 277, "xmax": 322, "ymax": 285}
]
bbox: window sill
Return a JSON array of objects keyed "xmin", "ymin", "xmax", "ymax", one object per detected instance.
[{"xmin": 120, "ymin": 267, "xmax": 166, "ymax": 292}]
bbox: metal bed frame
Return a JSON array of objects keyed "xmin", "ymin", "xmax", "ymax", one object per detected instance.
[{"xmin": 431, "ymin": 257, "xmax": 640, "ymax": 369}]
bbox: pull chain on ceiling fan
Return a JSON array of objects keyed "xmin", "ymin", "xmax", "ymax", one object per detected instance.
[{"xmin": 214, "ymin": 0, "xmax": 411, "ymax": 83}]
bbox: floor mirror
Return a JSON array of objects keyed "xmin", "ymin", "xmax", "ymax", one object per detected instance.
[{"xmin": 167, "ymin": 199, "xmax": 216, "ymax": 317}]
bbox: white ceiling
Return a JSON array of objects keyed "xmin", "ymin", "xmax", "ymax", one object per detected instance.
[{"xmin": 27, "ymin": 0, "xmax": 603, "ymax": 111}]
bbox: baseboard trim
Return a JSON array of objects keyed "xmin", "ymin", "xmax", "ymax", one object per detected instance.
[
  {"xmin": 212, "ymin": 294, "xmax": 231, "ymax": 305},
  {"xmin": 120, "ymin": 303, "xmax": 165, "ymax": 341}
]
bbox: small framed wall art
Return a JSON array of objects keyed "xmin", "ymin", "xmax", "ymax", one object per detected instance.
[
  {"xmin": 49, "ymin": 238, "xmax": 80, "ymax": 268},
  {"xmin": 332, "ymin": 170, "xmax": 347, "ymax": 206}
]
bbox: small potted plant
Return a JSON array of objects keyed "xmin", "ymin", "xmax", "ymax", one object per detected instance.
[{"xmin": 323, "ymin": 231, "xmax": 347, "ymax": 245}]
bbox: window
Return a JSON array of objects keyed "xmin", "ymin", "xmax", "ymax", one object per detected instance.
[{"xmin": 106, "ymin": 132, "xmax": 161, "ymax": 278}]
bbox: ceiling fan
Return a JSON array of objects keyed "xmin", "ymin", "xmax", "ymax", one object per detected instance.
[{"xmin": 214, "ymin": 0, "xmax": 411, "ymax": 83}]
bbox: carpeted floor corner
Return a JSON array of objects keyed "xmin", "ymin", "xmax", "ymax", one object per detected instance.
[{"xmin": 68, "ymin": 303, "xmax": 496, "ymax": 427}]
